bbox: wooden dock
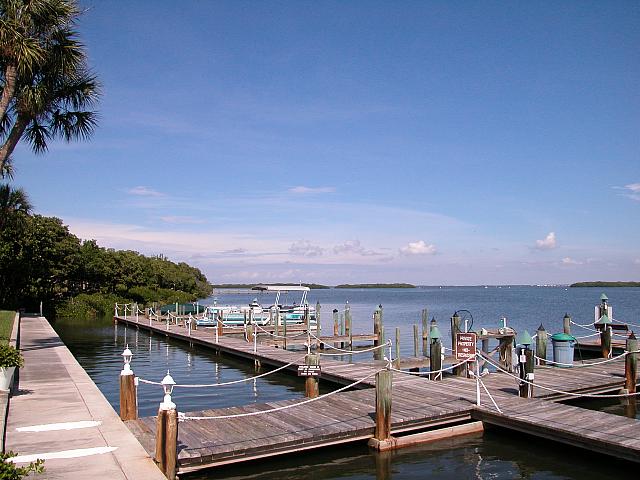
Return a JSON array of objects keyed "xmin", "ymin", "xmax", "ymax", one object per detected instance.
[{"xmin": 115, "ymin": 315, "xmax": 640, "ymax": 475}]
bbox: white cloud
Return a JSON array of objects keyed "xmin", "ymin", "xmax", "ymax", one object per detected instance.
[
  {"xmin": 535, "ymin": 232, "xmax": 557, "ymax": 250},
  {"xmin": 289, "ymin": 240, "xmax": 324, "ymax": 257},
  {"xmin": 561, "ymin": 257, "xmax": 582, "ymax": 265},
  {"xmin": 288, "ymin": 186, "xmax": 335, "ymax": 195},
  {"xmin": 399, "ymin": 240, "xmax": 437, "ymax": 255},
  {"xmin": 333, "ymin": 240, "xmax": 380, "ymax": 256},
  {"xmin": 128, "ymin": 186, "xmax": 165, "ymax": 197},
  {"xmin": 614, "ymin": 183, "xmax": 640, "ymax": 201}
]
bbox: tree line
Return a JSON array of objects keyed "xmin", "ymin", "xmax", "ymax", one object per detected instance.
[{"xmin": 0, "ymin": 185, "xmax": 212, "ymax": 315}]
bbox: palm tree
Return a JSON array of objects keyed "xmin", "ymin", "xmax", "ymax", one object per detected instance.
[
  {"xmin": 0, "ymin": 182, "xmax": 32, "ymax": 230},
  {"xmin": 0, "ymin": 0, "xmax": 99, "ymax": 173}
]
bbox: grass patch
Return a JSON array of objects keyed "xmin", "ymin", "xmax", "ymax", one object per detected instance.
[{"xmin": 0, "ymin": 311, "xmax": 16, "ymax": 345}]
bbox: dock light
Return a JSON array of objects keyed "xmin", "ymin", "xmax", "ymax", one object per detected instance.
[
  {"xmin": 516, "ymin": 330, "xmax": 532, "ymax": 347},
  {"xmin": 121, "ymin": 345, "xmax": 133, "ymax": 375},
  {"xmin": 430, "ymin": 325, "xmax": 441, "ymax": 342},
  {"xmin": 160, "ymin": 370, "xmax": 176, "ymax": 410},
  {"xmin": 595, "ymin": 314, "xmax": 611, "ymax": 325},
  {"xmin": 600, "ymin": 293, "xmax": 608, "ymax": 304}
]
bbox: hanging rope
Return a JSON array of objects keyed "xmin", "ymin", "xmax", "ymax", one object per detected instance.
[
  {"xmin": 316, "ymin": 340, "xmax": 392, "ymax": 356},
  {"xmin": 532, "ymin": 351, "xmax": 630, "ymax": 368},
  {"xmin": 178, "ymin": 367, "xmax": 384, "ymax": 421},
  {"xmin": 388, "ymin": 356, "xmax": 474, "ymax": 376},
  {"xmin": 254, "ymin": 323, "xmax": 309, "ymax": 339},
  {"xmin": 137, "ymin": 356, "xmax": 307, "ymax": 388}
]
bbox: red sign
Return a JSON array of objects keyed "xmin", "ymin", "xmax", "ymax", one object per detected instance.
[{"xmin": 456, "ymin": 332, "xmax": 477, "ymax": 361}]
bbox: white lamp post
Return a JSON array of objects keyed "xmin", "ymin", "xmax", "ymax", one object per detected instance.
[
  {"xmin": 121, "ymin": 345, "xmax": 133, "ymax": 375},
  {"xmin": 160, "ymin": 370, "xmax": 176, "ymax": 410}
]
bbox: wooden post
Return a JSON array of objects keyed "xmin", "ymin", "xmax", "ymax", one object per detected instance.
[
  {"xmin": 283, "ymin": 310, "xmax": 287, "ymax": 350},
  {"xmin": 395, "ymin": 327, "xmax": 400, "ymax": 368},
  {"xmin": 274, "ymin": 306, "xmax": 280, "ymax": 337},
  {"xmin": 246, "ymin": 324, "xmax": 254, "ymax": 343},
  {"xmin": 164, "ymin": 408, "xmax": 178, "ymax": 479},
  {"xmin": 481, "ymin": 336, "xmax": 489, "ymax": 372},
  {"xmin": 413, "ymin": 324, "xmax": 419, "ymax": 358},
  {"xmin": 154, "ymin": 409, "xmax": 166, "ymax": 473},
  {"xmin": 601, "ymin": 325, "xmax": 612, "ymax": 358},
  {"xmin": 155, "ymin": 408, "xmax": 178, "ymax": 480},
  {"xmin": 536, "ymin": 324, "xmax": 548, "ymax": 365},
  {"xmin": 304, "ymin": 353, "xmax": 320, "ymax": 398},
  {"xmin": 421, "ymin": 308, "xmax": 429, "ymax": 356},
  {"xmin": 499, "ymin": 335, "xmax": 514, "ymax": 373},
  {"xmin": 625, "ymin": 332, "xmax": 637, "ymax": 393},
  {"xmin": 563, "ymin": 313, "xmax": 571, "ymax": 335},
  {"xmin": 217, "ymin": 311, "xmax": 223, "ymax": 338},
  {"xmin": 374, "ymin": 369, "xmax": 392, "ymax": 441},
  {"xmin": 518, "ymin": 346, "xmax": 534, "ymax": 398},
  {"xmin": 316, "ymin": 301, "xmax": 321, "ymax": 335},
  {"xmin": 333, "ymin": 308, "xmax": 339, "ymax": 348},
  {"xmin": 345, "ymin": 305, "xmax": 352, "ymax": 350},
  {"xmin": 373, "ymin": 308, "xmax": 382, "ymax": 361},
  {"xmin": 430, "ymin": 338, "xmax": 442, "ymax": 381},
  {"xmin": 119, "ymin": 373, "xmax": 137, "ymax": 421},
  {"xmin": 451, "ymin": 312, "xmax": 461, "ymax": 375}
]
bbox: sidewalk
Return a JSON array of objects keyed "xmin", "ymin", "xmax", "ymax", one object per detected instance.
[{"xmin": 5, "ymin": 315, "xmax": 165, "ymax": 479}]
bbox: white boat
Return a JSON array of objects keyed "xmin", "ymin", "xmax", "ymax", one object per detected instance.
[
  {"xmin": 197, "ymin": 298, "xmax": 269, "ymax": 327},
  {"xmin": 252, "ymin": 284, "xmax": 317, "ymax": 326},
  {"xmin": 196, "ymin": 285, "xmax": 317, "ymax": 328}
]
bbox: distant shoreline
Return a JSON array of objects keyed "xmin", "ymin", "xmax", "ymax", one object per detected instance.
[
  {"xmin": 210, "ymin": 283, "xmax": 416, "ymax": 289},
  {"xmin": 570, "ymin": 281, "xmax": 640, "ymax": 288},
  {"xmin": 334, "ymin": 283, "xmax": 416, "ymax": 289}
]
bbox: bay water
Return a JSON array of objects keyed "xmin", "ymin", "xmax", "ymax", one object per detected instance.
[{"xmin": 51, "ymin": 286, "xmax": 640, "ymax": 479}]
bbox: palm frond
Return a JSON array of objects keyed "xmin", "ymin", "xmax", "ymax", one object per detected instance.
[
  {"xmin": 25, "ymin": 118, "xmax": 50, "ymax": 153},
  {"xmin": 51, "ymin": 109, "xmax": 97, "ymax": 141}
]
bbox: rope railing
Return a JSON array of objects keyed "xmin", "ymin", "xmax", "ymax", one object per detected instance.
[
  {"xmin": 480, "ymin": 352, "xmax": 640, "ymax": 398},
  {"xmin": 137, "ymin": 356, "xmax": 307, "ymax": 389},
  {"xmin": 533, "ymin": 350, "xmax": 631, "ymax": 368},
  {"xmin": 254, "ymin": 323, "xmax": 311, "ymax": 339},
  {"xmin": 178, "ymin": 367, "xmax": 385, "ymax": 421},
  {"xmin": 316, "ymin": 339, "xmax": 392, "ymax": 357},
  {"xmin": 389, "ymin": 355, "xmax": 474, "ymax": 377}
]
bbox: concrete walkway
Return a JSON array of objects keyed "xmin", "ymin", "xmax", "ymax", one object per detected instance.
[{"xmin": 5, "ymin": 316, "xmax": 165, "ymax": 479}]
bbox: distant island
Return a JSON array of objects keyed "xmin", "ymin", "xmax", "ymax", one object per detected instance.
[
  {"xmin": 212, "ymin": 283, "xmax": 331, "ymax": 289},
  {"xmin": 334, "ymin": 283, "xmax": 416, "ymax": 289},
  {"xmin": 570, "ymin": 281, "xmax": 640, "ymax": 288}
]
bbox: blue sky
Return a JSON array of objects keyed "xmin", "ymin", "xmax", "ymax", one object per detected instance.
[{"xmin": 11, "ymin": 1, "xmax": 640, "ymax": 285}]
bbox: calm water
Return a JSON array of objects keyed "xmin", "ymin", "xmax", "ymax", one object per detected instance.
[{"xmin": 51, "ymin": 286, "xmax": 640, "ymax": 479}]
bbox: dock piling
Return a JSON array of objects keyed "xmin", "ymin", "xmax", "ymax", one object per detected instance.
[
  {"xmin": 429, "ymin": 321, "xmax": 442, "ymax": 381},
  {"xmin": 563, "ymin": 313, "xmax": 571, "ymax": 335},
  {"xmin": 626, "ymin": 332, "xmax": 638, "ymax": 393},
  {"xmin": 155, "ymin": 372, "xmax": 178, "ymax": 480},
  {"xmin": 119, "ymin": 346, "xmax": 137, "ymax": 421},
  {"xmin": 374, "ymin": 369, "xmax": 392, "ymax": 441},
  {"xmin": 304, "ymin": 353, "xmax": 320, "ymax": 398},
  {"xmin": 536, "ymin": 324, "xmax": 548, "ymax": 365},
  {"xmin": 421, "ymin": 308, "xmax": 429, "ymax": 356},
  {"xmin": 373, "ymin": 307, "xmax": 383, "ymax": 361}
]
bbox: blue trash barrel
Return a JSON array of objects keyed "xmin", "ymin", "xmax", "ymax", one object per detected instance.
[{"xmin": 551, "ymin": 333, "xmax": 576, "ymax": 368}]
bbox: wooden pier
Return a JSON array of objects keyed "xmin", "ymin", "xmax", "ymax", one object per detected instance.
[{"xmin": 114, "ymin": 314, "xmax": 640, "ymax": 476}]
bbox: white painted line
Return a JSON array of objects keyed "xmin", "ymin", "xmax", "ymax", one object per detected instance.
[
  {"xmin": 10, "ymin": 446, "xmax": 118, "ymax": 463},
  {"xmin": 16, "ymin": 420, "xmax": 102, "ymax": 432}
]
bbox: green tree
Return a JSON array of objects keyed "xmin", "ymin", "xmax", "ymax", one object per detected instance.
[
  {"xmin": 0, "ymin": 182, "xmax": 31, "ymax": 230},
  {"xmin": 0, "ymin": 0, "xmax": 100, "ymax": 173}
]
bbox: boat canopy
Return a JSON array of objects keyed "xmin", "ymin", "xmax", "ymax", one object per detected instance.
[
  {"xmin": 251, "ymin": 285, "xmax": 310, "ymax": 292},
  {"xmin": 251, "ymin": 285, "xmax": 310, "ymax": 306}
]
